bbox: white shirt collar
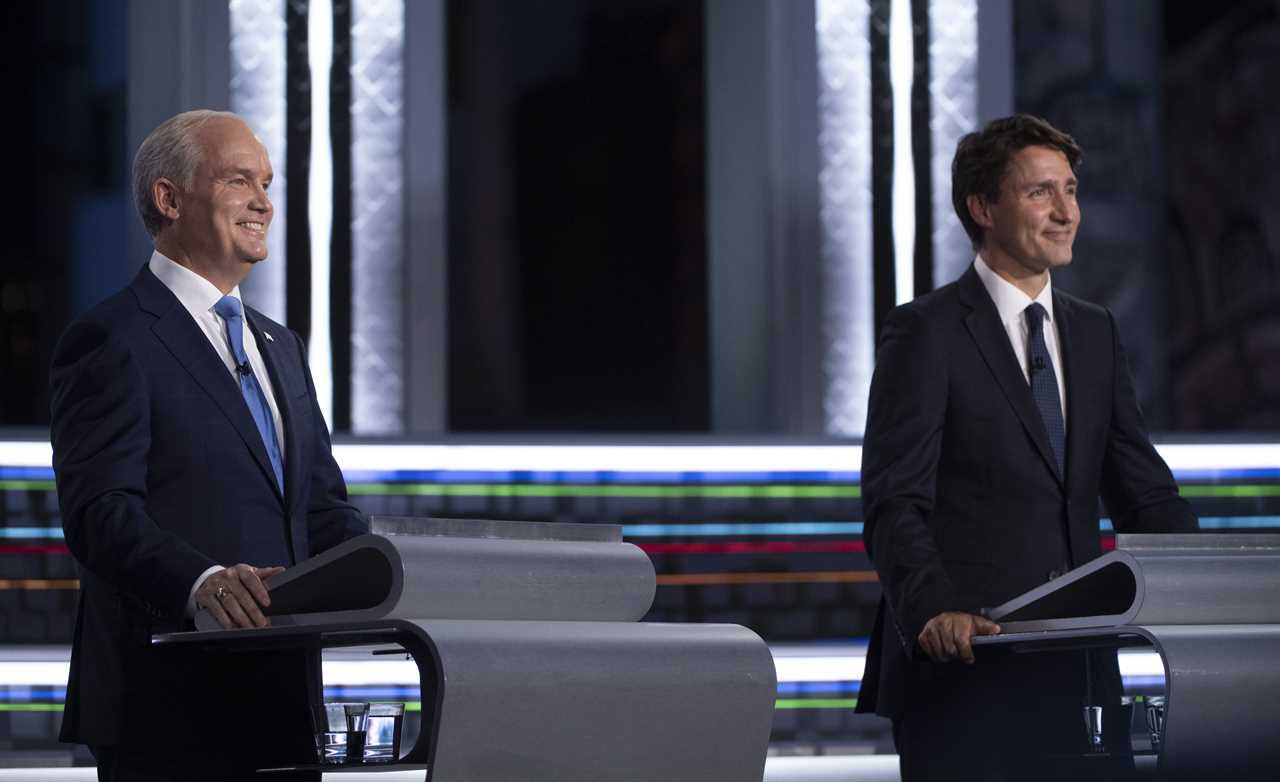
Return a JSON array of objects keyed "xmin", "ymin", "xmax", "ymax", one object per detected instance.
[
  {"xmin": 148, "ymin": 250, "xmax": 244, "ymax": 321},
  {"xmin": 973, "ymin": 254, "xmax": 1054, "ymax": 327}
]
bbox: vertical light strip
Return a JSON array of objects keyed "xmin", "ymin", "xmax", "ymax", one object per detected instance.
[
  {"xmin": 308, "ymin": 0, "xmax": 335, "ymax": 429},
  {"xmin": 350, "ymin": 0, "xmax": 406, "ymax": 434},
  {"xmin": 928, "ymin": 0, "xmax": 978, "ymax": 287},
  {"xmin": 228, "ymin": 0, "xmax": 288, "ymax": 324},
  {"xmin": 815, "ymin": 0, "xmax": 874, "ymax": 436},
  {"xmin": 889, "ymin": 0, "xmax": 915, "ymax": 306}
]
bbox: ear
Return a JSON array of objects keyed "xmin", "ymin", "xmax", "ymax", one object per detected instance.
[
  {"xmin": 966, "ymin": 193, "xmax": 994, "ymax": 231},
  {"xmin": 153, "ymin": 178, "xmax": 181, "ymax": 221}
]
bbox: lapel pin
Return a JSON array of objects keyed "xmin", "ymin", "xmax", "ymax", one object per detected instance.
[{"xmin": 264, "ymin": 332, "xmax": 274, "ymax": 343}]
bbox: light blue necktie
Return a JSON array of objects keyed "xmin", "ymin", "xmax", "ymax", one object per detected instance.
[
  {"xmin": 213, "ymin": 295, "xmax": 284, "ymax": 493},
  {"xmin": 1025, "ymin": 303, "xmax": 1066, "ymax": 480}
]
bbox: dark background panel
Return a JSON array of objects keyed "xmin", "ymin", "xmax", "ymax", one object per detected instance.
[{"xmin": 446, "ymin": 0, "xmax": 708, "ymax": 432}]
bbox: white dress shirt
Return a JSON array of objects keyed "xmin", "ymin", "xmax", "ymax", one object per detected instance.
[
  {"xmin": 972, "ymin": 255, "xmax": 1067, "ymax": 424},
  {"xmin": 147, "ymin": 250, "xmax": 287, "ymax": 615}
]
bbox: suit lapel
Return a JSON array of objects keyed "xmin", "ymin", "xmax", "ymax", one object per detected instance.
[
  {"xmin": 245, "ymin": 312, "xmax": 304, "ymax": 518},
  {"xmin": 957, "ymin": 268, "xmax": 1064, "ymax": 487},
  {"xmin": 132, "ymin": 267, "xmax": 282, "ymax": 500},
  {"xmin": 1055, "ymin": 291, "xmax": 1083, "ymax": 490}
]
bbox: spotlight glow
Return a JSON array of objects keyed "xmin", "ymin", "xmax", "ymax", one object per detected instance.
[
  {"xmin": 308, "ymin": 0, "xmax": 335, "ymax": 430},
  {"xmin": 889, "ymin": 0, "xmax": 916, "ymax": 306}
]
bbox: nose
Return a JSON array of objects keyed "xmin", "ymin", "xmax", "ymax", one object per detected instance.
[
  {"xmin": 1050, "ymin": 191, "xmax": 1074, "ymax": 224},
  {"xmin": 250, "ymin": 184, "xmax": 272, "ymax": 217}
]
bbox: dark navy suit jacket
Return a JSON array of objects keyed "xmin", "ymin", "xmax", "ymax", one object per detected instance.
[
  {"xmin": 857, "ymin": 266, "xmax": 1197, "ymax": 719},
  {"xmin": 50, "ymin": 265, "xmax": 368, "ymax": 753}
]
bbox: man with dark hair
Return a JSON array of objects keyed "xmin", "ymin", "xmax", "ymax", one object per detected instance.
[
  {"xmin": 857, "ymin": 114, "xmax": 1197, "ymax": 779},
  {"xmin": 50, "ymin": 110, "xmax": 368, "ymax": 780}
]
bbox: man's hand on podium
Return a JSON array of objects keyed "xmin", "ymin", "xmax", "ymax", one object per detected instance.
[
  {"xmin": 917, "ymin": 611, "xmax": 1002, "ymax": 664},
  {"xmin": 196, "ymin": 564, "xmax": 286, "ymax": 629}
]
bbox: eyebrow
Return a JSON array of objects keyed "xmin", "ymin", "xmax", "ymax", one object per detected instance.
[
  {"xmin": 1029, "ymin": 177, "xmax": 1077, "ymax": 189},
  {"xmin": 225, "ymin": 167, "xmax": 272, "ymax": 180}
]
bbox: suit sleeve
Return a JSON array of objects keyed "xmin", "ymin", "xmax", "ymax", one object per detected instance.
[
  {"xmin": 49, "ymin": 319, "xmax": 217, "ymax": 619},
  {"xmin": 290, "ymin": 331, "xmax": 369, "ymax": 556},
  {"xmin": 861, "ymin": 305, "xmax": 960, "ymax": 650},
  {"xmin": 1098, "ymin": 310, "xmax": 1199, "ymax": 533}
]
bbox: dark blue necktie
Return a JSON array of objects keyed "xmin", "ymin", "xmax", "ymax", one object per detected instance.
[
  {"xmin": 1026, "ymin": 303, "xmax": 1065, "ymax": 479},
  {"xmin": 213, "ymin": 296, "xmax": 284, "ymax": 492}
]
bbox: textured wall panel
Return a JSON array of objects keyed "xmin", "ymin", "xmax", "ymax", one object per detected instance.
[
  {"xmin": 230, "ymin": 0, "xmax": 289, "ymax": 324},
  {"xmin": 928, "ymin": 0, "xmax": 977, "ymax": 288},
  {"xmin": 350, "ymin": 0, "xmax": 405, "ymax": 433},
  {"xmin": 816, "ymin": 0, "xmax": 875, "ymax": 436}
]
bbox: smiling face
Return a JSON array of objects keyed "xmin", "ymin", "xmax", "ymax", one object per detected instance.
[
  {"xmin": 968, "ymin": 144, "xmax": 1079, "ymax": 296},
  {"xmin": 155, "ymin": 117, "xmax": 273, "ymax": 292}
]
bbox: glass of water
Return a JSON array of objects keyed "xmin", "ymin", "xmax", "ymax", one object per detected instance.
[
  {"xmin": 364, "ymin": 702, "xmax": 406, "ymax": 763},
  {"xmin": 316, "ymin": 702, "xmax": 369, "ymax": 765}
]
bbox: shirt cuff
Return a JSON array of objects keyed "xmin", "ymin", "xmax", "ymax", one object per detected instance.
[{"xmin": 187, "ymin": 565, "xmax": 226, "ymax": 618}]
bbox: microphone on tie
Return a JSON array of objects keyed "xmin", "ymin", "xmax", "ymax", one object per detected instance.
[
  {"xmin": 1030, "ymin": 356, "xmax": 1046, "ymax": 375},
  {"xmin": 235, "ymin": 361, "xmax": 252, "ymax": 377}
]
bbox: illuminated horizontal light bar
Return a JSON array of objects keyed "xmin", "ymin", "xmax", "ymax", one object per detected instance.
[
  {"xmin": 1196, "ymin": 516, "xmax": 1280, "ymax": 528},
  {"xmin": 0, "ymin": 662, "xmax": 71, "ymax": 686},
  {"xmin": 774, "ymin": 698, "xmax": 857, "ymax": 709},
  {"xmin": 321, "ymin": 659, "xmax": 420, "ymax": 686},
  {"xmin": 1180, "ymin": 486, "xmax": 1280, "ymax": 498},
  {"xmin": 1157, "ymin": 443, "xmax": 1280, "ymax": 472},
  {"xmin": 324, "ymin": 686, "xmax": 419, "ymax": 700},
  {"xmin": 0, "ymin": 580, "xmax": 78, "ymax": 590},
  {"xmin": 1100, "ymin": 515, "xmax": 1280, "ymax": 532},
  {"xmin": 624, "ymin": 522, "xmax": 864, "ymax": 537},
  {"xmin": 657, "ymin": 571, "xmax": 877, "ymax": 586},
  {"xmin": 2, "ymin": 440, "xmax": 1279, "ymax": 476},
  {"xmin": 0, "ymin": 647, "xmax": 1165, "ymax": 711},
  {"xmin": 1, "ymin": 517, "xmax": 1271, "ymax": 542},
  {"xmin": 638, "ymin": 541, "xmax": 866, "ymax": 554},
  {"xmin": 0, "ymin": 528, "xmax": 64, "ymax": 540},
  {"xmin": 772, "ymin": 648, "xmax": 866, "ymax": 683},
  {"xmin": 777, "ymin": 681, "xmax": 860, "ymax": 695},
  {"xmin": 0, "ymin": 466, "xmax": 56, "ymax": 480},
  {"xmin": 0, "ymin": 689, "xmax": 66, "ymax": 702},
  {"xmin": 0, "ymin": 646, "xmax": 871, "ymax": 686},
  {"xmin": 332, "ymin": 444, "xmax": 864, "ymax": 473},
  {"xmin": 342, "ymin": 469, "xmax": 860, "ymax": 484},
  {"xmin": 349, "ymin": 484, "xmax": 859, "ymax": 499},
  {"xmin": 0, "ymin": 544, "xmax": 68, "ymax": 554},
  {"xmin": 0, "ymin": 441, "xmax": 52, "ymax": 468}
]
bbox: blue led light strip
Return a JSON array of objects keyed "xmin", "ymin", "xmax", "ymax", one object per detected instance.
[{"xmin": 0, "ymin": 528, "xmax": 65, "ymax": 540}]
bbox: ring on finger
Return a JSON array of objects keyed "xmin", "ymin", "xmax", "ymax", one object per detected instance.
[{"xmin": 215, "ymin": 586, "xmax": 229, "ymax": 600}]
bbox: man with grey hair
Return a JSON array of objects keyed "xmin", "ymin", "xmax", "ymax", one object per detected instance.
[{"xmin": 50, "ymin": 110, "xmax": 367, "ymax": 780}]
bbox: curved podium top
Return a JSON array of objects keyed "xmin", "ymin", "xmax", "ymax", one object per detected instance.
[
  {"xmin": 196, "ymin": 517, "xmax": 656, "ymax": 631},
  {"xmin": 981, "ymin": 533, "xmax": 1280, "ymax": 633}
]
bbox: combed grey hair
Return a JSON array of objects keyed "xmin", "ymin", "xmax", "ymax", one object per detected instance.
[{"xmin": 132, "ymin": 109, "xmax": 240, "ymax": 237}]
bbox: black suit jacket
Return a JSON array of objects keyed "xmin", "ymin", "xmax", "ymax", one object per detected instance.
[
  {"xmin": 50, "ymin": 265, "xmax": 368, "ymax": 752},
  {"xmin": 857, "ymin": 266, "xmax": 1197, "ymax": 718}
]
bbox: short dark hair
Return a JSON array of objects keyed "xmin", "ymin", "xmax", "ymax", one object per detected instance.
[{"xmin": 951, "ymin": 114, "xmax": 1083, "ymax": 250}]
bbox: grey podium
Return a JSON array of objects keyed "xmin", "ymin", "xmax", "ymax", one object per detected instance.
[
  {"xmin": 153, "ymin": 517, "xmax": 777, "ymax": 781},
  {"xmin": 972, "ymin": 533, "xmax": 1280, "ymax": 779}
]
